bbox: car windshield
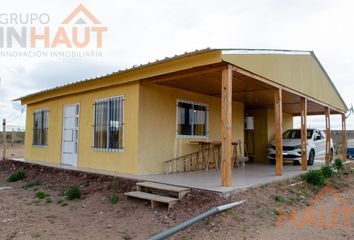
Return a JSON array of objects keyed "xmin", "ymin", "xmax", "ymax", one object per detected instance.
[{"xmin": 282, "ymin": 129, "xmax": 313, "ymax": 139}]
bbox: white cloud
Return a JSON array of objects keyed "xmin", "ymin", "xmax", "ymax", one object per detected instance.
[{"xmin": 0, "ymin": 0, "xmax": 353, "ymax": 130}]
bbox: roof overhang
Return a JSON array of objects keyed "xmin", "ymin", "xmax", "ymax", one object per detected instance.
[
  {"xmin": 16, "ymin": 48, "xmax": 222, "ymax": 105},
  {"xmin": 16, "ymin": 48, "xmax": 347, "ymax": 115}
]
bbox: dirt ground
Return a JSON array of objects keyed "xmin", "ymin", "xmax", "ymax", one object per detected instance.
[
  {"xmin": 0, "ymin": 144, "xmax": 24, "ymax": 158},
  {"xmin": 0, "ymin": 160, "xmax": 353, "ymax": 240}
]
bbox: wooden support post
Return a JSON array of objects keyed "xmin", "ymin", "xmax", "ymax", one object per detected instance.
[
  {"xmin": 221, "ymin": 65, "xmax": 233, "ymax": 187},
  {"xmin": 2, "ymin": 119, "xmax": 6, "ymax": 160},
  {"xmin": 274, "ymin": 89, "xmax": 283, "ymax": 176},
  {"xmin": 342, "ymin": 114, "xmax": 347, "ymax": 161},
  {"xmin": 300, "ymin": 97, "xmax": 307, "ymax": 170},
  {"xmin": 325, "ymin": 107, "xmax": 331, "ymax": 164}
]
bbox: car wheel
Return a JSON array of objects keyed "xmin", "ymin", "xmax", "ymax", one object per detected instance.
[
  {"xmin": 269, "ymin": 158, "xmax": 275, "ymax": 165},
  {"xmin": 307, "ymin": 150, "xmax": 315, "ymax": 166},
  {"xmin": 330, "ymin": 149, "xmax": 334, "ymax": 162},
  {"xmin": 294, "ymin": 160, "xmax": 301, "ymax": 165}
]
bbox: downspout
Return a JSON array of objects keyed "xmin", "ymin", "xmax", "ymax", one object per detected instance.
[{"xmin": 149, "ymin": 200, "xmax": 245, "ymax": 240}]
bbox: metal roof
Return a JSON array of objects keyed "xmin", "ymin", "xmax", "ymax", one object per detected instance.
[
  {"xmin": 221, "ymin": 48, "xmax": 312, "ymax": 55},
  {"xmin": 15, "ymin": 48, "xmax": 216, "ymax": 101}
]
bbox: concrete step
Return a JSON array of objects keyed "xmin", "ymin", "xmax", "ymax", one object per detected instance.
[
  {"xmin": 125, "ymin": 191, "xmax": 178, "ymax": 210},
  {"xmin": 136, "ymin": 181, "xmax": 190, "ymax": 199}
]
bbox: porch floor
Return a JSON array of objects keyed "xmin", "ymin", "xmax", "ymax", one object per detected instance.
[{"xmin": 133, "ymin": 162, "xmax": 324, "ymax": 194}]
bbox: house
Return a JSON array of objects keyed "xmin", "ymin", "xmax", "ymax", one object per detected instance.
[{"xmin": 17, "ymin": 48, "xmax": 348, "ymax": 187}]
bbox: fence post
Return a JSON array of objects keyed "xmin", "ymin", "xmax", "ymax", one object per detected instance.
[
  {"xmin": 2, "ymin": 119, "xmax": 6, "ymax": 160},
  {"xmin": 11, "ymin": 129, "xmax": 14, "ymax": 146}
]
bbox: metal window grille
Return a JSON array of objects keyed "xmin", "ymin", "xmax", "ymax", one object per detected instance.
[{"xmin": 93, "ymin": 96, "xmax": 124, "ymax": 152}]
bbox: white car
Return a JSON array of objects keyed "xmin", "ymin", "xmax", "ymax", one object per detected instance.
[{"xmin": 267, "ymin": 129, "xmax": 334, "ymax": 165}]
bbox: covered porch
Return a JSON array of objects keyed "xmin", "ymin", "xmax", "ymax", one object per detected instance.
[{"xmin": 142, "ymin": 57, "xmax": 348, "ymax": 187}]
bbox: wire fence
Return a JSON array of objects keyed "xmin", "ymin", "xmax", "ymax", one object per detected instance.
[
  {"xmin": 1, "ymin": 119, "xmax": 25, "ymax": 159},
  {"xmin": 0, "ymin": 131, "xmax": 25, "ymax": 145}
]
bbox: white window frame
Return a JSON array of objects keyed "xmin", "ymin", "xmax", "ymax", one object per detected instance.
[
  {"xmin": 32, "ymin": 108, "xmax": 49, "ymax": 147},
  {"xmin": 176, "ymin": 99, "xmax": 209, "ymax": 138},
  {"xmin": 93, "ymin": 95, "xmax": 125, "ymax": 152}
]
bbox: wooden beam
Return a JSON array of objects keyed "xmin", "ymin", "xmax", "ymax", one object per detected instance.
[
  {"xmin": 325, "ymin": 107, "xmax": 331, "ymax": 164},
  {"xmin": 211, "ymin": 88, "xmax": 273, "ymax": 96},
  {"xmin": 342, "ymin": 114, "xmax": 347, "ymax": 161},
  {"xmin": 144, "ymin": 63, "xmax": 227, "ymax": 84},
  {"xmin": 300, "ymin": 97, "xmax": 307, "ymax": 170},
  {"xmin": 221, "ymin": 65, "xmax": 233, "ymax": 187},
  {"xmin": 274, "ymin": 88, "xmax": 283, "ymax": 176}
]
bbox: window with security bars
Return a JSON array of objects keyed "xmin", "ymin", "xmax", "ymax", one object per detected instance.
[
  {"xmin": 93, "ymin": 96, "xmax": 124, "ymax": 151},
  {"xmin": 177, "ymin": 100, "xmax": 208, "ymax": 137},
  {"xmin": 33, "ymin": 109, "xmax": 48, "ymax": 146}
]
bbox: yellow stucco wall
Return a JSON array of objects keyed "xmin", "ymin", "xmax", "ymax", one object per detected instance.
[
  {"xmin": 24, "ymin": 82, "xmax": 140, "ymax": 174},
  {"xmin": 222, "ymin": 53, "xmax": 346, "ymax": 111},
  {"xmin": 246, "ymin": 109, "xmax": 268, "ymax": 163},
  {"xmin": 267, "ymin": 109, "xmax": 293, "ymax": 142},
  {"xmin": 246, "ymin": 109, "xmax": 293, "ymax": 163},
  {"xmin": 137, "ymin": 83, "xmax": 244, "ymax": 174},
  {"xmin": 23, "ymin": 79, "xmax": 246, "ymax": 175}
]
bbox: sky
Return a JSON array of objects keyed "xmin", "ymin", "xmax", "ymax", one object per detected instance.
[{"xmin": 0, "ymin": 0, "xmax": 353, "ymax": 130}]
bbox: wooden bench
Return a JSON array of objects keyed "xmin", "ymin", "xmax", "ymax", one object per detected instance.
[{"xmin": 125, "ymin": 191, "xmax": 179, "ymax": 210}]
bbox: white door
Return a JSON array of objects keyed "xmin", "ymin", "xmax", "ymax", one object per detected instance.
[{"xmin": 62, "ymin": 104, "xmax": 80, "ymax": 166}]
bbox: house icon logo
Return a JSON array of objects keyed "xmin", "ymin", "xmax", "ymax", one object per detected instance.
[
  {"xmin": 42, "ymin": 3, "xmax": 109, "ymax": 49},
  {"xmin": 277, "ymin": 185, "xmax": 354, "ymax": 229},
  {"xmin": 62, "ymin": 4, "xmax": 101, "ymax": 25}
]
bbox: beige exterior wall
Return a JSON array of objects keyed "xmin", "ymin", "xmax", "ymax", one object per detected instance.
[
  {"xmin": 137, "ymin": 83, "xmax": 245, "ymax": 174},
  {"xmin": 267, "ymin": 109, "xmax": 293, "ymax": 142},
  {"xmin": 24, "ymin": 80, "xmax": 245, "ymax": 175},
  {"xmin": 223, "ymin": 54, "xmax": 346, "ymax": 111},
  {"xmin": 24, "ymin": 82, "xmax": 140, "ymax": 174},
  {"xmin": 246, "ymin": 109, "xmax": 293, "ymax": 163}
]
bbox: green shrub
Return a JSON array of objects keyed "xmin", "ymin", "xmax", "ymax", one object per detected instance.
[
  {"xmin": 274, "ymin": 195, "xmax": 286, "ymax": 203},
  {"xmin": 111, "ymin": 192, "xmax": 119, "ymax": 204},
  {"xmin": 110, "ymin": 178, "xmax": 119, "ymax": 204},
  {"xmin": 65, "ymin": 186, "xmax": 81, "ymax": 200},
  {"xmin": 303, "ymin": 170, "xmax": 325, "ymax": 187},
  {"xmin": 321, "ymin": 165, "xmax": 334, "ymax": 178},
  {"xmin": 22, "ymin": 181, "xmax": 41, "ymax": 189},
  {"xmin": 334, "ymin": 158, "xmax": 344, "ymax": 171},
  {"xmin": 7, "ymin": 171, "xmax": 26, "ymax": 182},
  {"xmin": 35, "ymin": 191, "xmax": 46, "ymax": 199},
  {"xmin": 45, "ymin": 198, "xmax": 53, "ymax": 204}
]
